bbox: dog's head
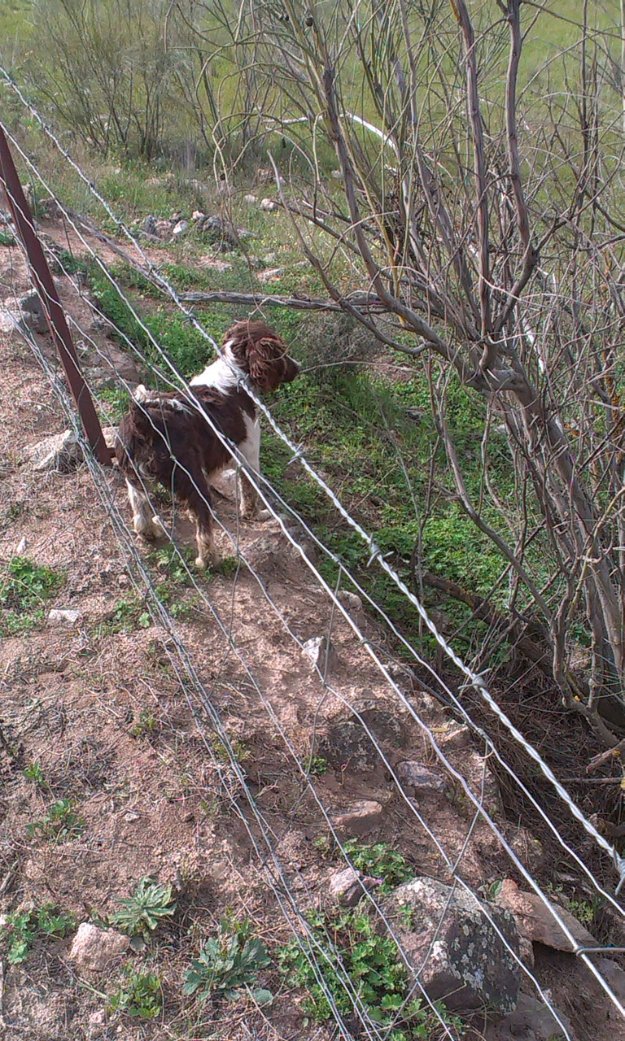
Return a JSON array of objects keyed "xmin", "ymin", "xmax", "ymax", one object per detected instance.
[{"xmin": 223, "ymin": 319, "xmax": 300, "ymax": 392}]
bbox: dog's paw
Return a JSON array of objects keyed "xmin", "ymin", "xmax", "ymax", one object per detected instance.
[{"xmin": 195, "ymin": 552, "xmax": 221, "ymax": 571}]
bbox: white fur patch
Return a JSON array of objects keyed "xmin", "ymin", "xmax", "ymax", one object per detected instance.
[{"xmin": 190, "ymin": 341, "xmax": 245, "ymax": 391}]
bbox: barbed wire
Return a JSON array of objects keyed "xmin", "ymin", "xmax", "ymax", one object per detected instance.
[
  {"xmin": 1, "ymin": 71, "xmax": 622, "ymax": 892},
  {"xmin": 3, "ymin": 177, "xmax": 625, "ymax": 1030}
]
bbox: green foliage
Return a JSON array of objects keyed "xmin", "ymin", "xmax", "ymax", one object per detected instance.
[
  {"xmin": 89, "ymin": 268, "xmax": 214, "ymax": 378},
  {"xmin": 280, "ymin": 908, "xmax": 462, "ymax": 1038},
  {"xmin": 0, "ymin": 556, "xmax": 65, "ymax": 636},
  {"xmin": 27, "ymin": 799, "xmax": 86, "ymax": 843},
  {"xmin": 107, "ymin": 965, "xmax": 163, "ymax": 1020},
  {"xmin": 183, "ymin": 917, "xmax": 272, "ymax": 1005},
  {"xmin": 129, "ymin": 708, "xmax": 159, "ymax": 738},
  {"xmin": 150, "ymin": 544, "xmax": 195, "ymax": 585},
  {"xmin": 23, "ymin": 762, "xmax": 47, "ymax": 787},
  {"xmin": 98, "ymin": 386, "xmax": 131, "ymax": 423},
  {"xmin": 99, "ymin": 595, "xmax": 151, "ymax": 635},
  {"xmin": 55, "ymin": 248, "xmax": 88, "ymax": 276},
  {"xmin": 0, "ymin": 229, "xmax": 16, "ymax": 247},
  {"xmin": 110, "ymin": 878, "xmax": 176, "ymax": 942},
  {"xmin": 307, "ymin": 755, "xmax": 329, "ymax": 776},
  {"xmin": 344, "ymin": 840, "xmax": 414, "ymax": 893},
  {"xmin": 0, "ymin": 904, "xmax": 76, "ymax": 965}
]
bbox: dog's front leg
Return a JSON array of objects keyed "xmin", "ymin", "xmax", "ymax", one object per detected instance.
[{"xmin": 126, "ymin": 481, "xmax": 164, "ymax": 540}]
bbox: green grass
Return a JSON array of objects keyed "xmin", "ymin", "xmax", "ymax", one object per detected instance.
[
  {"xmin": 0, "ymin": 556, "xmax": 65, "ymax": 636},
  {"xmin": 344, "ymin": 840, "xmax": 415, "ymax": 894}
]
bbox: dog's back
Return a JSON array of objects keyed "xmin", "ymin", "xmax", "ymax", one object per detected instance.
[{"xmin": 116, "ymin": 386, "xmax": 257, "ymax": 484}]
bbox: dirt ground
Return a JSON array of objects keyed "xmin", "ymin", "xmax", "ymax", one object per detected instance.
[{"xmin": 0, "ymin": 227, "xmax": 624, "ymax": 1041}]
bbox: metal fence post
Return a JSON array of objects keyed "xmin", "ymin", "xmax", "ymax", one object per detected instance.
[{"xmin": 0, "ymin": 123, "xmax": 113, "ymax": 465}]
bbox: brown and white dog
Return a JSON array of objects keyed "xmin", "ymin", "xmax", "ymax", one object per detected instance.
[{"xmin": 115, "ymin": 319, "xmax": 299, "ymax": 567}]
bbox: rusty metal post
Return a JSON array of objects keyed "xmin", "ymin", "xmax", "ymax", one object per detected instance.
[{"xmin": 0, "ymin": 123, "xmax": 113, "ymax": 464}]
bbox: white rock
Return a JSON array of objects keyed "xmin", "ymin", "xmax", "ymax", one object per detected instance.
[
  {"xmin": 257, "ymin": 266, "xmax": 284, "ymax": 283},
  {"xmin": 327, "ymin": 867, "xmax": 380, "ymax": 907},
  {"xmin": 48, "ymin": 609, "xmax": 82, "ymax": 626},
  {"xmin": 25, "ymin": 430, "xmax": 83, "ymax": 473},
  {"xmin": 243, "ymin": 193, "xmax": 257, "ymax": 205},
  {"xmin": 192, "ymin": 210, "xmax": 205, "ymax": 222},
  {"xmin": 87, "ymin": 1009, "xmax": 108, "ymax": 1037},
  {"xmin": 303, "ymin": 635, "xmax": 338, "ymax": 674},
  {"xmin": 260, "ymin": 197, "xmax": 278, "ymax": 212},
  {"xmin": 172, "ymin": 219, "xmax": 189, "ymax": 238},
  {"xmin": 67, "ymin": 923, "xmax": 129, "ymax": 976},
  {"xmin": 15, "ymin": 537, "xmax": 27, "ymax": 555}
]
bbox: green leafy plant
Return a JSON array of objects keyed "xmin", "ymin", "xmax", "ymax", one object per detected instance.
[
  {"xmin": 307, "ymin": 755, "xmax": 329, "ymax": 776},
  {"xmin": 0, "ymin": 229, "xmax": 16, "ymax": 247},
  {"xmin": 0, "ymin": 904, "xmax": 76, "ymax": 964},
  {"xmin": 0, "ymin": 556, "xmax": 65, "ymax": 636},
  {"xmin": 23, "ymin": 762, "xmax": 47, "ymax": 787},
  {"xmin": 280, "ymin": 908, "xmax": 462, "ymax": 1038},
  {"xmin": 344, "ymin": 840, "xmax": 414, "ymax": 893},
  {"xmin": 27, "ymin": 799, "xmax": 85, "ymax": 843},
  {"xmin": 99, "ymin": 596, "xmax": 151, "ymax": 636},
  {"xmin": 129, "ymin": 709, "xmax": 159, "ymax": 739},
  {"xmin": 107, "ymin": 965, "xmax": 163, "ymax": 1020},
  {"xmin": 110, "ymin": 878, "xmax": 176, "ymax": 942},
  {"xmin": 183, "ymin": 917, "xmax": 272, "ymax": 1005},
  {"xmin": 98, "ymin": 386, "xmax": 131, "ymax": 423}
]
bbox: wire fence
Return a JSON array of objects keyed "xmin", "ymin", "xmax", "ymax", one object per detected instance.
[
  {"xmin": 2, "ymin": 68, "xmax": 623, "ymax": 895},
  {"xmin": 1, "ymin": 85, "xmax": 625, "ymax": 1035}
]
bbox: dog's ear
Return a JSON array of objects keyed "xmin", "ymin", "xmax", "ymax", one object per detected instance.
[{"xmin": 247, "ymin": 336, "xmax": 290, "ymax": 392}]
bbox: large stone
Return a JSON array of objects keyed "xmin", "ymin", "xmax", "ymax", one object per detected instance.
[
  {"xmin": 25, "ymin": 430, "xmax": 83, "ymax": 473},
  {"xmin": 331, "ymin": 800, "xmax": 384, "ymax": 838},
  {"xmin": 0, "ymin": 308, "xmax": 25, "ymax": 334},
  {"xmin": 320, "ymin": 704, "xmax": 408, "ymax": 772},
  {"xmin": 485, "ymin": 992, "xmax": 574, "ymax": 1041},
  {"xmin": 48, "ymin": 609, "xmax": 82, "ymax": 626},
  {"xmin": 326, "ymin": 867, "xmax": 381, "ymax": 908},
  {"xmin": 257, "ymin": 266, "xmax": 285, "ymax": 283},
  {"xmin": 495, "ymin": 879, "xmax": 597, "ymax": 954},
  {"xmin": 396, "ymin": 760, "xmax": 448, "ymax": 795},
  {"xmin": 260, "ymin": 197, "xmax": 278, "ymax": 212},
  {"xmin": 383, "ymin": 877, "xmax": 521, "ymax": 1014},
  {"xmin": 3, "ymin": 290, "xmax": 49, "ymax": 334},
  {"xmin": 172, "ymin": 219, "xmax": 189, "ymax": 238},
  {"xmin": 67, "ymin": 923, "xmax": 129, "ymax": 976}
]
